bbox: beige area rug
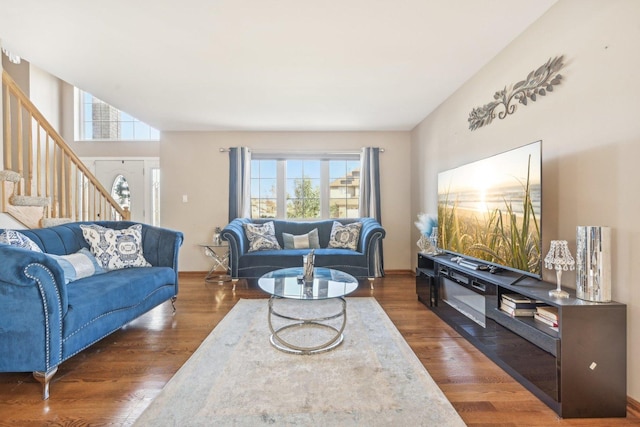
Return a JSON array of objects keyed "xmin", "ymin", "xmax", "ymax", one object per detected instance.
[{"xmin": 134, "ymin": 298, "xmax": 466, "ymax": 426}]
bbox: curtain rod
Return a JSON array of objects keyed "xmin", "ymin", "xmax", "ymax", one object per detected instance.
[{"xmin": 219, "ymin": 147, "xmax": 385, "ymax": 153}]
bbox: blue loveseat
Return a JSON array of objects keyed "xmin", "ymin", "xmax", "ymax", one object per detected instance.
[
  {"xmin": 0, "ymin": 221, "xmax": 183, "ymax": 399},
  {"xmin": 221, "ymin": 217, "xmax": 385, "ymax": 280}
]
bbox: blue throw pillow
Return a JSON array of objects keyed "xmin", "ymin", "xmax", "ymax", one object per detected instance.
[{"xmin": 48, "ymin": 248, "xmax": 106, "ymax": 284}]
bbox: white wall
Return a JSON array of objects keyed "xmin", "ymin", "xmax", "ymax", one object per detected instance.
[
  {"xmin": 29, "ymin": 65, "xmax": 62, "ymax": 131},
  {"xmin": 410, "ymin": 0, "xmax": 640, "ymax": 402},
  {"xmin": 160, "ymin": 131, "xmax": 411, "ymax": 272}
]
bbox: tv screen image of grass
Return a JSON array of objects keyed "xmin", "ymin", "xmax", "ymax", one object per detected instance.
[{"xmin": 438, "ymin": 141, "xmax": 541, "ymax": 276}]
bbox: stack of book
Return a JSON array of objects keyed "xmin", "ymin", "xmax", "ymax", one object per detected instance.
[
  {"xmin": 500, "ymin": 294, "xmax": 538, "ymax": 317},
  {"xmin": 534, "ymin": 305, "xmax": 559, "ymax": 330}
]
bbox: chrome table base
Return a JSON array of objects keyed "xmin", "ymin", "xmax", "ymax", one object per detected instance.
[{"xmin": 267, "ymin": 296, "xmax": 347, "ymax": 355}]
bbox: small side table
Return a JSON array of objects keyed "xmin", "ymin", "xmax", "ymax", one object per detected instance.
[{"xmin": 198, "ymin": 242, "xmax": 231, "ymax": 283}]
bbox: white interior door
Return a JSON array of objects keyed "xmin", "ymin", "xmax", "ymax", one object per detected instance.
[{"xmin": 95, "ymin": 160, "xmax": 145, "ymax": 222}]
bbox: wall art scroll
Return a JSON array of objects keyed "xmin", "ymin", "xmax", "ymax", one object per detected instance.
[{"xmin": 468, "ymin": 55, "xmax": 564, "ymax": 131}]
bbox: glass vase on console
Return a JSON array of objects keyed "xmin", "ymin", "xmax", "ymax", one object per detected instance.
[
  {"xmin": 428, "ymin": 227, "xmax": 443, "ymax": 255},
  {"xmin": 429, "ymin": 227, "xmax": 437, "ymax": 253}
]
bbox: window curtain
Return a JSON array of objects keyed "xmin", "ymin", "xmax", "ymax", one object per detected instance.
[
  {"xmin": 360, "ymin": 147, "xmax": 383, "ymax": 276},
  {"xmin": 228, "ymin": 147, "xmax": 251, "ymax": 222}
]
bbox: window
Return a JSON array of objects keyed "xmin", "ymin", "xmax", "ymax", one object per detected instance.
[
  {"xmin": 329, "ymin": 161, "xmax": 360, "ymax": 218},
  {"xmin": 110, "ymin": 174, "xmax": 131, "ymax": 210},
  {"xmin": 76, "ymin": 89, "xmax": 160, "ymax": 141},
  {"xmin": 250, "ymin": 160, "xmax": 278, "ymax": 218},
  {"xmin": 250, "ymin": 156, "xmax": 360, "ymax": 219},
  {"xmin": 286, "ymin": 160, "xmax": 321, "ymax": 219}
]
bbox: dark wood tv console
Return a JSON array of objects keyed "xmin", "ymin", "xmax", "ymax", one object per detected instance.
[{"xmin": 416, "ymin": 253, "xmax": 627, "ymax": 418}]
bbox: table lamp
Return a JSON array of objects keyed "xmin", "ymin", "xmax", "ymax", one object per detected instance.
[{"xmin": 544, "ymin": 240, "xmax": 574, "ymax": 298}]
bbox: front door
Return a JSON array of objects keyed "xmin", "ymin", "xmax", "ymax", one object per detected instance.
[{"xmin": 95, "ymin": 160, "xmax": 145, "ymax": 222}]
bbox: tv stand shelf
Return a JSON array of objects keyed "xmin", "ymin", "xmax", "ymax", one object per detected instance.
[{"xmin": 416, "ymin": 253, "xmax": 627, "ymax": 418}]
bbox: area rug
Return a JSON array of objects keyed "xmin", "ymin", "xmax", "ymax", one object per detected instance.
[{"xmin": 133, "ymin": 298, "xmax": 465, "ymax": 426}]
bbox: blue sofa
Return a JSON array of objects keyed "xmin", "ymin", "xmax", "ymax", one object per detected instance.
[
  {"xmin": 221, "ymin": 217, "xmax": 385, "ymax": 279},
  {"xmin": 0, "ymin": 221, "xmax": 183, "ymax": 399}
]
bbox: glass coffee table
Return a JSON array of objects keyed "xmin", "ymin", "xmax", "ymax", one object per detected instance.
[{"xmin": 258, "ymin": 267, "xmax": 359, "ymax": 355}]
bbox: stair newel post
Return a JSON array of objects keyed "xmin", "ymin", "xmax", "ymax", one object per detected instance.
[
  {"xmin": 26, "ymin": 110, "xmax": 33, "ymax": 196},
  {"xmin": 92, "ymin": 182, "xmax": 97, "ymax": 220},
  {"xmin": 45, "ymin": 133, "xmax": 50, "ymax": 207},
  {"xmin": 3, "ymin": 82, "xmax": 11, "ymax": 170},
  {"xmin": 60, "ymin": 153, "xmax": 66, "ymax": 218},
  {"xmin": 71, "ymin": 162, "xmax": 77, "ymax": 221},
  {"xmin": 82, "ymin": 174, "xmax": 87, "ymax": 221},
  {"xmin": 16, "ymin": 97, "xmax": 23, "ymax": 194},
  {"xmin": 52, "ymin": 143, "xmax": 58, "ymax": 218},
  {"xmin": 36, "ymin": 123, "xmax": 42, "ymax": 197}
]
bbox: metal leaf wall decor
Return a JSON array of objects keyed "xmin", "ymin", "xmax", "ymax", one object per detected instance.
[{"xmin": 468, "ymin": 55, "xmax": 564, "ymax": 131}]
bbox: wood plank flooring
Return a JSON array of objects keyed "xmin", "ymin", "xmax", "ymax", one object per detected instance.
[{"xmin": 0, "ymin": 272, "xmax": 638, "ymax": 426}]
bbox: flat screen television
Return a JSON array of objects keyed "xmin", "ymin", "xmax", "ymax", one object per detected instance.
[{"xmin": 437, "ymin": 141, "xmax": 542, "ymax": 278}]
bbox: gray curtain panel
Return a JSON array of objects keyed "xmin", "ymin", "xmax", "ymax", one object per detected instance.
[
  {"xmin": 360, "ymin": 147, "xmax": 384, "ymax": 276},
  {"xmin": 228, "ymin": 147, "xmax": 252, "ymax": 222}
]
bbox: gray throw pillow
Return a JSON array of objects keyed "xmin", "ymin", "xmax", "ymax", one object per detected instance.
[
  {"xmin": 282, "ymin": 229, "xmax": 320, "ymax": 249},
  {"xmin": 327, "ymin": 221, "xmax": 362, "ymax": 250}
]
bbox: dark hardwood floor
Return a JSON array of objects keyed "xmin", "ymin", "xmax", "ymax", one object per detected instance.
[{"xmin": 0, "ymin": 272, "xmax": 637, "ymax": 426}]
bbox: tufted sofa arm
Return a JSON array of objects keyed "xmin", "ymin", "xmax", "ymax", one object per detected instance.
[
  {"xmin": 220, "ymin": 218, "xmax": 252, "ymax": 277},
  {"xmin": 357, "ymin": 217, "xmax": 386, "ymax": 255},
  {"xmin": 0, "ymin": 245, "xmax": 69, "ymax": 373}
]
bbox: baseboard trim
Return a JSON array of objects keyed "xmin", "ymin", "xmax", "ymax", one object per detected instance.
[
  {"xmin": 179, "ymin": 271, "xmax": 208, "ymax": 279},
  {"xmin": 382, "ymin": 269, "xmax": 413, "ymax": 276},
  {"xmin": 179, "ymin": 270, "xmax": 415, "ymax": 279},
  {"xmin": 628, "ymin": 396, "xmax": 640, "ymax": 418}
]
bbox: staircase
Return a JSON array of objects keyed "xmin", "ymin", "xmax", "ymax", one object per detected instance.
[{"xmin": 2, "ymin": 70, "xmax": 129, "ymax": 228}]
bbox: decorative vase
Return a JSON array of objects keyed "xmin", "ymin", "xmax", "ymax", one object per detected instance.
[
  {"xmin": 417, "ymin": 226, "xmax": 441, "ymax": 255},
  {"xmin": 213, "ymin": 227, "xmax": 222, "ymax": 245},
  {"xmin": 303, "ymin": 249, "xmax": 315, "ymax": 282},
  {"xmin": 576, "ymin": 226, "xmax": 611, "ymax": 302},
  {"xmin": 416, "ymin": 235, "xmax": 432, "ymax": 253},
  {"xmin": 429, "ymin": 226, "xmax": 441, "ymax": 254}
]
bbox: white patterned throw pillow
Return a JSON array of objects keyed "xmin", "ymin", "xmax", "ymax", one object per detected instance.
[
  {"xmin": 80, "ymin": 224, "xmax": 151, "ymax": 270},
  {"xmin": 328, "ymin": 221, "xmax": 362, "ymax": 251},
  {"xmin": 244, "ymin": 221, "xmax": 281, "ymax": 252},
  {"xmin": 0, "ymin": 230, "xmax": 42, "ymax": 252}
]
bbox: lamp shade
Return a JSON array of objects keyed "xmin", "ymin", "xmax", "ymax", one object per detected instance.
[{"xmin": 544, "ymin": 240, "xmax": 575, "ymax": 271}]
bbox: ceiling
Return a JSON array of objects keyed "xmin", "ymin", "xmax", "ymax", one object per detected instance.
[{"xmin": 0, "ymin": 0, "xmax": 556, "ymax": 132}]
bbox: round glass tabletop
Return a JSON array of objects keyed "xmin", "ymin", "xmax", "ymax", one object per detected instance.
[{"xmin": 258, "ymin": 267, "xmax": 358, "ymax": 300}]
